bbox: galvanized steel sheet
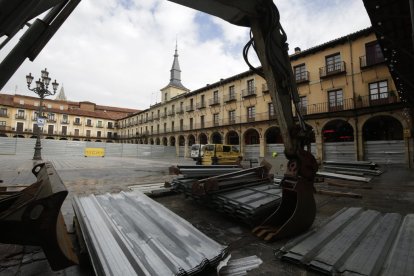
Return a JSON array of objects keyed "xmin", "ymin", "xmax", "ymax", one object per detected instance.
[
  {"xmin": 280, "ymin": 207, "xmax": 414, "ymax": 276},
  {"xmin": 73, "ymin": 191, "xmax": 226, "ymax": 276}
]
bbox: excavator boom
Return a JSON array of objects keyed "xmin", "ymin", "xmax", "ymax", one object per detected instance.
[{"xmin": 169, "ymin": 0, "xmax": 318, "ymax": 241}]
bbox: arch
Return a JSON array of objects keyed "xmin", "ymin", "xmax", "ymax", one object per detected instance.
[
  {"xmin": 84, "ymin": 139, "xmax": 91, "ymax": 142},
  {"xmin": 73, "ymin": 138, "xmax": 80, "ymax": 141},
  {"xmin": 155, "ymin": 138, "xmax": 160, "ymax": 145},
  {"xmin": 96, "ymin": 140, "xmax": 102, "ymax": 142},
  {"xmin": 0, "ymin": 133, "xmax": 8, "ymax": 137},
  {"xmin": 59, "ymin": 137, "xmax": 68, "ymax": 140},
  {"xmin": 150, "ymin": 138, "xmax": 154, "ymax": 145},
  {"xmin": 170, "ymin": 136, "xmax": 176, "ymax": 146},
  {"xmin": 45, "ymin": 136, "xmax": 54, "ymax": 140},
  {"xmin": 162, "ymin": 137, "xmax": 168, "ymax": 146},
  {"xmin": 244, "ymin": 128, "xmax": 260, "ymax": 145},
  {"xmin": 30, "ymin": 135, "xmax": 37, "ymax": 138},
  {"xmin": 13, "ymin": 135, "xmax": 25, "ymax": 138},
  {"xmin": 265, "ymin": 127, "xmax": 283, "ymax": 144},
  {"xmin": 178, "ymin": 135, "xmax": 185, "ymax": 146},
  {"xmin": 107, "ymin": 140, "xmax": 113, "ymax": 143},
  {"xmin": 199, "ymin": 133, "xmax": 208, "ymax": 144},
  {"xmin": 362, "ymin": 115, "xmax": 403, "ymax": 141},
  {"xmin": 187, "ymin": 134, "xmax": 195, "ymax": 146},
  {"xmin": 211, "ymin": 132, "xmax": 222, "ymax": 144},
  {"xmin": 225, "ymin": 130, "xmax": 239, "ymax": 145},
  {"xmin": 322, "ymin": 119, "xmax": 354, "ymax": 142}
]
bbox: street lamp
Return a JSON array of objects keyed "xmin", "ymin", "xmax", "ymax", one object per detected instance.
[{"xmin": 26, "ymin": 68, "xmax": 59, "ymax": 160}]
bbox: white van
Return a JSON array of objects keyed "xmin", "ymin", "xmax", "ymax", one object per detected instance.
[{"xmin": 190, "ymin": 144, "xmax": 205, "ymax": 160}]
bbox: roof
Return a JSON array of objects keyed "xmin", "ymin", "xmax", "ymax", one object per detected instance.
[{"xmin": 73, "ymin": 191, "xmax": 227, "ymax": 275}]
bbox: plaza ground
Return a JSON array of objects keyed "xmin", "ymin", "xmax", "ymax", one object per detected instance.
[{"xmin": 0, "ymin": 155, "xmax": 413, "ymax": 275}]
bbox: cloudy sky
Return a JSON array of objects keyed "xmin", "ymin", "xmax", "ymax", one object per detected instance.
[{"xmin": 1, "ymin": 0, "xmax": 371, "ymax": 110}]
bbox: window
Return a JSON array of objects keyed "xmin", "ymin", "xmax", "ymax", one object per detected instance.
[
  {"xmin": 47, "ymin": 113, "xmax": 55, "ymax": 122},
  {"xmin": 190, "ymin": 98, "xmax": 194, "ymax": 108},
  {"xmin": 0, "ymin": 121, "xmax": 6, "ymax": 129},
  {"xmin": 34, "ymin": 102, "xmax": 39, "ymax": 107},
  {"xmin": 164, "ymin": 123, "xmax": 167, "ymax": 132},
  {"xmin": 47, "ymin": 125, "xmax": 54, "ymax": 135},
  {"xmin": 229, "ymin": 110, "xmax": 236, "ymax": 124},
  {"xmin": 200, "ymin": 115, "xmax": 205, "ymax": 128},
  {"xmin": 165, "ymin": 92, "xmax": 168, "ymax": 101},
  {"xmin": 47, "ymin": 104, "xmax": 52, "ymax": 108},
  {"xmin": 33, "ymin": 123, "xmax": 39, "ymax": 133},
  {"xmin": 365, "ymin": 41, "xmax": 384, "ymax": 66},
  {"xmin": 180, "ymin": 119, "xmax": 183, "ymax": 131},
  {"xmin": 369, "ymin": 80, "xmax": 388, "ymax": 100},
  {"xmin": 201, "ymin": 95, "xmax": 205, "ymax": 105},
  {"xmin": 294, "ymin": 64, "xmax": 307, "ymax": 82},
  {"xmin": 74, "ymin": 117, "xmax": 81, "ymax": 125},
  {"xmin": 326, "ymin": 53, "xmax": 342, "ymax": 73},
  {"xmin": 108, "ymin": 122, "xmax": 113, "ymax": 128},
  {"xmin": 247, "ymin": 106, "xmax": 256, "ymax": 121},
  {"xmin": 298, "ymin": 96, "xmax": 307, "ymax": 115},
  {"xmin": 171, "ymin": 121, "xmax": 175, "ymax": 132},
  {"xmin": 0, "ymin": 108, "xmax": 7, "ymax": 117},
  {"xmin": 60, "ymin": 105, "xmax": 64, "ymax": 110},
  {"xmin": 172, "ymin": 105, "xmax": 175, "ymax": 112},
  {"xmin": 62, "ymin": 126, "xmax": 67, "ymax": 135},
  {"xmin": 107, "ymin": 132, "xmax": 112, "ymax": 138},
  {"xmin": 86, "ymin": 119, "xmax": 92, "ymax": 126},
  {"xmin": 62, "ymin": 114, "xmax": 68, "ymax": 123},
  {"xmin": 97, "ymin": 120, "xmax": 103, "ymax": 127},
  {"xmin": 86, "ymin": 130, "xmax": 91, "ymax": 137},
  {"xmin": 247, "ymin": 79, "xmax": 255, "ymax": 94},
  {"xmin": 328, "ymin": 89, "xmax": 343, "ymax": 111},
  {"xmin": 157, "ymin": 124, "xmax": 160, "ymax": 133},
  {"xmin": 213, "ymin": 113, "xmax": 220, "ymax": 126},
  {"xmin": 213, "ymin": 91, "xmax": 219, "ymax": 102},
  {"xmin": 189, "ymin": 118, "xmax": 193, "ymax": 130},
  {"xmin": 17, "ymin": 109, "xmax": 25, "ymax": 119},
  {"xmin": 268, "ymin": 103, "xmax": 275, "ymax": 118},
  {"xmin": 151, "ymin": 126, "xmax": 153, "ymax": 134},
  {"xmin": 74, "ymin": 129, "xmax": 79, "ymax": 136},
  {"xmin": 19, "ymin": 100, "xmax": 24, "ymax": 105},
  {"xmin": 229, "ymin": 85, "xmax": 235, "ymax": 100}
]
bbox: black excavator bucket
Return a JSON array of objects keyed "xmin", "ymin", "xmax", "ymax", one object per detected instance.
[
  {"xmin": 0, "ymin": 162, "xmax": 78, "ymax": 271},
  {"xmin": 252, "ymin": 150, "xmax": 318, "ymax": 241}
]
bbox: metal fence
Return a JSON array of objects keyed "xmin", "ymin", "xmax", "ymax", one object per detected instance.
[{"xmin": 0, "ymin": 137, "xmax": 176, "ymax": 158}]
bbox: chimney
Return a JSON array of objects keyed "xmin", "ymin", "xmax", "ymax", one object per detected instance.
[{"xmin": 294, "ymin": 47, "xmax": 301, "ymax": 54}]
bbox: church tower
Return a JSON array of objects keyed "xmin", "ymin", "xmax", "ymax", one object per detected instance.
[{"xmin": 160, "ymin": 43, "xmax": 189, "ymax": 103}]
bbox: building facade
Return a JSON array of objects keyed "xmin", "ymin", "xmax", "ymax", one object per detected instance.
[
  {"xmin": 117, "ymin": 28, "xmax": 413, "ymax": 166},
  {"xmin": 0, "ymin": 94, "xmax": 137, "ymax": 141}
]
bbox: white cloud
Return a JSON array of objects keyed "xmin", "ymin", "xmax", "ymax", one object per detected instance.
[{"xmin": 0, "ymin": 0, "xmax": 371, "ymax": 110}]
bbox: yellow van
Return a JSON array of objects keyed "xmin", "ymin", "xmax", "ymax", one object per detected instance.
[{"xmin": 198, "ymin": 144, "xmax": 242, "ymax": 165}]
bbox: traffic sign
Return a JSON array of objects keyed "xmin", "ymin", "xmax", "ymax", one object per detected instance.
[{"xmin": 37, "ymin": 117, "xmax": 45, "ymax": 127}]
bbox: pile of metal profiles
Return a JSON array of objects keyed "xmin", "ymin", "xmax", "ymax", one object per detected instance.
[
  {"xmin": 73, "ymin": 191, "xmax": 227, "ymax": 276},
  {"xmin": 211, "ymin": 184, "xmax": 282, "ymax": 226},
  {"xmin": 279, "ymin": 207, "xmax": 414, "ymax": 276},
  {"xmin": 217, "ymin": 255, "xmax": 263, "ymax": 276},
  {"xmin": 169, "ymin": 164, "xmax": 242, "ymax": 178},
  {"xmin": 0, "ymin": 162, "xmax": 78, "ymax": 271},
  {"xmin": 316, "ymin": 171, "xmax": 372, "ymax": 183},
  {"xmin": 322, "ymin": 160, "xmax": 383, "ymax": 176},
  {"xmin": 174, "ymin": 164, "xmax": 282, "ymax": 225}
]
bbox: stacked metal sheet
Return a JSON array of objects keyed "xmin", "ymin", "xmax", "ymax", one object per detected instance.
[
  {"xmin": 169, "ymin": 165, "xmax": 243, "ymax": 178},
  {"xmin": 73, "ymin": 191, "xmax": 227, "ymax": 276},
  {"xmin": 322, "ymin": 160, "xmax": 383, "ymax": 176},
  {"xmin": 279, "ymin": 207, "xmax": 414, "ymax": 276}
]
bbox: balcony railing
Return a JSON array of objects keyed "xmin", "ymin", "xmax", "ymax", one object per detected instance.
[
  {"xmin": 85, "ymin": 123, "xmax": 93, "ymax": 127},
  {"xmin": 15, "ymin": 114, "xmax": 26, "ymax": 120},
  {"xmin": 73, "ymin": 121, "xmax": 82, "ymax": 126},
  {"xmin": 209, "ymin": 98, "xmax": 220, "ymax": 106},
  {"xmin": 168, "ymin": 110, "xmax": 175, "ymax": 116},
  {"xmin": 61, "ymin": 120, "xmax": 70, "ymax": 124},
  {"xmin": 47, "ymin": 118, "xmax": 56, "ymax": 123},
  {"xmin": 242, "ymin": 87, "xmax": 257, "ymax": 98},
  {"xmin": 224, "ymin": 94, "xmax": 237, "ymax": 103},
  {"xmin": 176, "ymin": 108, "xmax": 184, "ymax": 114},
  {"xmin": 96, "ymin": 124, "xmax": 104, "ymax": 128},
  {"xmin": 161, "ymin": 112, "xmax": 167, "ymax": 118},
  {"xmin": 295, "ymin": 71, "xmax": 310, "ymax": 84},
  {"xmin": 196, "ymin": 102, "xmax": 206, "ymax": 109},
  {"xmin": 186, "ymin": 105, "xmax": 194, "ymax": 112},
  {"xmin": 360, "ymin": 55, "xmax": 385, "ymax": 68},
  {"xmin": 107, "ymin": 125, "xmax": 114, "ymax": 129},
  {"xmin": 0, "ymin": 112, "xmax": 8, "ymax": 118},
  {"xmin": 153, "ymin": 114, "xmax": 160, "ymax": 120},
  {"xmin": 319, "ymin": 61, "xmax": 346, "ymax": 78}
]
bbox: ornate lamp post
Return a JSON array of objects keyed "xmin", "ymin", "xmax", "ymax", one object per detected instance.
[{"xmin": 26, "ymin": 68, "xmax": 59, "ymax": 160}]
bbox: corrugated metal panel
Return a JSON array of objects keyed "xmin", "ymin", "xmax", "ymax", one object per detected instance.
[
  {"xmin": 73, "ymin": 191, "xmax": 226, "ymax": 276},
  {"xmin": 365, "ymin": 140, "xmax": 405, "ymax": 164},
  {"xmin": 280, "ymin": 207, "xmax": 414, "ymax": 276},
  {"xmin": 243, "ymin": 145, "xmax": 259, "ymax": 160},
  {"xmin": 323, "ymin": 142, "xmax": 355, "ymax": 162},
  {"xmin": 122, "ymin": 144, "xmax": 138, "ymax": 157},
  {"xmin": 0, "ymin": 137, "xmax": 17, "ymax": 155},
  {"xmin": 137, "ymin": 144, "xmax": 154, "ymax": 157},
  {"xmin": 104, "ymin": 143, "xmax": 123, "ymax": 157},
  {"xmin": 42, "ymin": 139, "xmax": 67, "ymax": 156},
  {"xmin": 218, "ymin": 255, "xmax": 263, "ymax": 276},
  {"xmin": 16, "ymin": 138, "xmax": 36, "ymax": 156},
  {"xmin": 65, "ymin": 140, "xmax": 85, "ymax": 157},
  {"xmin": 178, "ymin": 146, "xmax": 185, "ymax": 157}
]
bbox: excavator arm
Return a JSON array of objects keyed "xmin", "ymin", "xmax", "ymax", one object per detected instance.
[{"xmin": 169, "ymin": 0, "xmax": 318, "ymax": 241}]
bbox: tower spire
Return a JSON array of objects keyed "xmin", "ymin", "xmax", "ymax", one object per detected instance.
[{"xmin": 168, "ymin": 40, "xmax": 187, "ymax": 90}]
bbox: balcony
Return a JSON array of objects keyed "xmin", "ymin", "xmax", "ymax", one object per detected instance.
[
  {"xmin": 96, "ymin": 124, "xmax": 104, "ymax": 128},
  {"xmin": 107, "ymin": 125, "xmax": 114, "ymax": 129},
  {"xmin": 242, "ymin": 87, "xmax": 257, "ymax": 98},
  {"xmin": 176, "ymin": 108, "xmax": 184, "ymax": 114},
  {"xmin": 73, "ymin": 121, "xmax": 82, "ymax": 126},
  {"xmin": 186, "ymin": 105, "xmax": 194, "ymax": 112},
  {"xmin": 213, "ymin": 121, "xmax": 220, "ymax": 127},
  {"xmin": 153, "ymin": 114, "xmax": 160, "ymax": 120},
  {"xmin": 47, "ymin": 118, "xmax": 56, "ymax": 123},
  {"xmin": 168, "ymin": 110, "xmax": 175, "ymax": 116},
  {"xmin": 247, "ymin": 116, "xmax": 255, "ymax": 122},
  {"xmin": 224, "ymin": 94, "xmax": 237, "ymax": 103},
  {"xmin": 15, "ymin": 114, "xmax": 26, "ymax": 120},
  {"xmin": 61, "ymin": 120, "xmax": 70, "ymax": 124},
  {"xmin": 319, "ymin": 61, "xmax": 346, "ymax": 78},
  {"xmin": 161, "ymin": 112, "xmax": 167, "ymax": 119},
  {"xmin": 85, "ymin": 123, "xmax": 93, "ymax": 127},
  {"xmin": 228, "ymin": 119, "xmax": 236, "ymax": 125},
  {"xmin": 360, "ymin": 55, "xmax": 385, "ymax": 68},
  {"xmin": 147, "ymin": 116, "xmax": 153, "ymax": 122},
  {"xmin": 209, "ymin": 98, "xmax": 220, "ymax": 106},
  {"xmin": 295, "ymin": 71, "xmax": 310, "ymax": 84},
  {"xmin": 0, "ymin": 112, "xmax": 8, "ymax": 118},
  {"xmin": 196, "ymin": 102, "xmax": 206, "ymax": 109}
]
